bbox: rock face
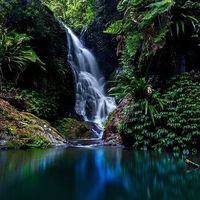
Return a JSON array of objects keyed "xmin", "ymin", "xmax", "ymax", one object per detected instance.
[
  {"xmin": 5, "ymin": 0, "xmax": 75, "ymax": 115},
  {"xmin": 0, "ymin": 99, "xmax": 67, "ymax": 149},
  {"xmin": 84, "ymin": 0, "xmax": 120, "ymax": 79},
  {"xmin": 103, "ymin": 98, "xmax": 130, "ymax": 146}
]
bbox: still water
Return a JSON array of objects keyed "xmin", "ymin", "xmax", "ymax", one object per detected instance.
[{"xmin": 0, "ymin": 147, "xmax": 199, "ymax": 200}]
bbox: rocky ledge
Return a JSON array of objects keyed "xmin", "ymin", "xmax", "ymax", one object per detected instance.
[
  {"xmin": 102, "ymin": 98, "xmax": 131, "ymax": 146},
  {"xmin": 0, "ymin": 98, "xmax": 67, "ymax": 149}
]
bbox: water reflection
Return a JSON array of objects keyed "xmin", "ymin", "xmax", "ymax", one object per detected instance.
[
  {"xmin": 0, "ymin": 149, "xmax": 62, "ymax": 177},
  {"xmin": 73, "ymin": 148, "xmax": 198, "ymax": 200},
  {"xmin": 0, "ymin": 147, "xmax": 200, "ymax": 200}
]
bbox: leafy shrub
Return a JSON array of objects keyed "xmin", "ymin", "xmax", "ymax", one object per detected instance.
[
  {"xmin": 0, "ymin": 30, "xmax": 44, "ymax": 84},
  {"xmin": 110, "ymin": 67, "xmax": 164, "ymax": 125},
  {"xmin": 104, "ymin": 0, "xmax": 200, "ymax": 75},
  {"xmin": 18, "ymin": 89, "xmax": 59, "ymax": 120},
  {"xmin": 42, "ymin": 0, "xmax": 95, "ymax": 28},
  {"xmin": 1, "ymin": 83, "xmax": 59, "ymax": 120},
  {"xmin": 154, "ymin": 72, "xmax": 200, "ymax": 153},
  {"xmin": 119, "ymin": 72, "xmax": 200, "ymax": 154},
  {"xmin": 119, "ymin": 102, "xmax": 154, "ymax": 148}
]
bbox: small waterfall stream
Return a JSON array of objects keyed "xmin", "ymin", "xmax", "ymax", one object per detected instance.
[{"xmin": 63, "ymin": 24, "xmax": 116, "ymax": 138}]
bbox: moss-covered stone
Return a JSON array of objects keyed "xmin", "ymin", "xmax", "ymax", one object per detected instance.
[
  {"xmin": 0, "ymin": 98, "xmax": 66, "ymax": 149},
  {"xmin": 55, "ymin": 118, "xmax": 93, "ymax": 140}
]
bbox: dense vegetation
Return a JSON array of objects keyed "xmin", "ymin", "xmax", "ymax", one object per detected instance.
[
  {"xmin": 0, "ymin": 0, "xmax": 74, "ymax": 120},
  {"xmin": 105, "ymin": 0, "xmax": 200, "ymax": 153},
  {"xmin": 118, "ymin": 72, "xmax": 200, "ymax": 153},
  {"xmin": 42, "ymin": 0, "xmax": 95, "ymax": 29},
  {"xmin": 0, "ymin": 0, "xmax": 199, "ymax": 152},
  {"xmin": 105, "ymin": 0, "xmax": 200, "ymax": 76},
  {"xmin": 0, "ymin": 0, "xmax": 76, "ymax": 149}
]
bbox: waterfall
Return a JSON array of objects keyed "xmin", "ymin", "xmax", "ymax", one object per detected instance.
[{"xmin": 63, "ymin": 24, "xmax": 116, "ymax": 138}]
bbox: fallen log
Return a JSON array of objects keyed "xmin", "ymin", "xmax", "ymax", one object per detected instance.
[{"xmin": 185, "ymin": 159, "xmax": 200, "ymax": 169}]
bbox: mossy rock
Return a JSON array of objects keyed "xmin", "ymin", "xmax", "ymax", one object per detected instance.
[
  {"xmin": 0, "ymin": 98, "xmax": 66, "ymax": 149},
  {"xmin": 55, "ymin": 118, "xmax": 93, "ymax": 139}
]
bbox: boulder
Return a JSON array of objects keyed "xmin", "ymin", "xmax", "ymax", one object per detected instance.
[
  {"xmin": 103, "ymin": 97, "xmax": 131, "ymax": 146},
  {"xmin": 54, "ymin": 118, "xmax": 94, "ymax": 140},
  {"xmin": 0, "ymin": 98, "xmax": 67, "ymax": 149}
]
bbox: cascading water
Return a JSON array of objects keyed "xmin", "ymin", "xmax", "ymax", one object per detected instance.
[{"xmin": 63, "ymin": 24, "xmax": 116, "ymax": 138}]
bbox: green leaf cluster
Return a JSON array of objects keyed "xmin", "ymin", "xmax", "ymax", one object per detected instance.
[
  {"xmin": 2, "ymin": 83, "xmax": 59, "ymax": 120},
  {"xmin": 119, "ymin": 72, "xmax": 200, "ymax": 154},
  {"xmin": 0, "ymin": 30, "xmax": 44, "ymax": 83},
  {"xmin": 104, "ymin": 0, "xmax": 200, "ymax": 73},
  {"xmin": 42, "ymin": 0, "xmax": 95, "ymax": 28},
  {"xmin": 110, "ymin": 66, "xmax": 164, "ymax": 126}
]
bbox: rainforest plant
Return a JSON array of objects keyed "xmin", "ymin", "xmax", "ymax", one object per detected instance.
[
  {"xmin": 105, "ymin": 0, "xmax": 200, "ymax": 153},
  {"xmin": 1, "ymin": 83, "xmax": 59, "ymax": 120},
  {"xmin": 104, "ymin": 0, "xmax": 200, "ymax": 75},
  {"xmin": 110, "ymin": 67, "xmax": 164, "ymax": 126},
  {"xmin": 119, "ymin": 72, "xmax": 200, "ymax": 153},
  {"xmin": 0, "ymin": 30, "xmax": 44, "ymax": 84},
  {"xmin": 42, "ymin": 0, "xmax": 95, "ymax": 28}
]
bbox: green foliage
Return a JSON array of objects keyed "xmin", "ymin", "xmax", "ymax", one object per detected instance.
[
  {"xmin": 0, "ymin": 0, "xmax": 75, "ymax": 96},
  {"xmin": 125, "ymin": 33, "xmax": 142, "ymax": 57},
  {"xmin": 0, "ymin": 0, "xmax": 74, "ymax": 123},
  {"xmin": 171, "ymin": 1, "xmax": 199, "ymax": 38},
  {"xmin": 19, "ymin": 90, "xmax": 59, "ymax": 120},
  {"xmin": 0, "ymin": 0, "xmax": 12, "ymax": 35},
  {"xmin": 110, "ymin": 67, "xmax": 136, "ymax": 99},
  {"xmin": 119, "ymin": 102, "xmax": 154, "ymax": 149},
  {"xmin": 110, "ymin": 67, "xmax": 164, "ymax": 125},
  {"xmin": 0, "ymin": 30, "xmax": 44, "ymax": 83},
  {"xmin": 140, "ymin": 0, "xmax": 175, "ymax": 28},
  {"xmin": 65, "ymin": 0, "xmax": 94, "ymax": 28},
  {"xmin": 105, "ymin": 0, "xmax": 174, "ymax": 67},
  {"xmin": 42, "ymin": 0, "xmax": 95, "ymax": 28},
  {"xmin": 155, "ymin": 72, "xmax": 200, "ymax": 153},
  {"xmin": 106, "ymin": 1, "xmax": 200, "ymax": 153},
  {"xmin": 119, "ymin": 72, "xmax": 200, "ymax": 153},
  {"xmin": 24, "ymin": 134, "xmax": 49, "ymax": 149},
  {"xmin": 2, "ymin": 83, "xmax": 59, "ymax": 120},
  {"xmin": 104, "ymin": 0, "xmax": 200, "ymax": 73},
  {"xmin": 104, "ymin": 20, "xmax": 129, "ymax": 34}
]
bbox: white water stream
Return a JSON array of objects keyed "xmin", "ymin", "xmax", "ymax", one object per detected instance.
[{"xmin": 63, "ymin": 24, "xmax": 116, "ymax": 137}]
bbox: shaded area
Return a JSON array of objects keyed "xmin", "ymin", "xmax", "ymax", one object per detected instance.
[
  {"xmin": 3, "ymin": 0, "xmax": 75, "ymax": 117},
  {"xmin": 0, "ymin": 99, "xmax": 66, "ymax": 149},
  {"xmin": 0, "ymin": 147, "xmax": 200, "ymax": 200}
]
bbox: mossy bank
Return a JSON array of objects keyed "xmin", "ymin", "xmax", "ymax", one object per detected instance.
[{"xmin": 0, "ymin": 98, "xmax": 67, "ymax": 149}]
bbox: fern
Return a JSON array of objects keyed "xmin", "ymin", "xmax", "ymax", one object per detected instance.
[
  {"xmin": 0, "ymin": 31, "xmax": 44, "ymax": 83},
  {"xmin": 104, "ymin": 20, "xmax": 126, "ymax": 34}
]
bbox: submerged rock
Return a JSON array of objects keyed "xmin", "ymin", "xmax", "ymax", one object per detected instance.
[{"xmin": 0, "ymin": 98, "xmax": 67, "ymax": 149}]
